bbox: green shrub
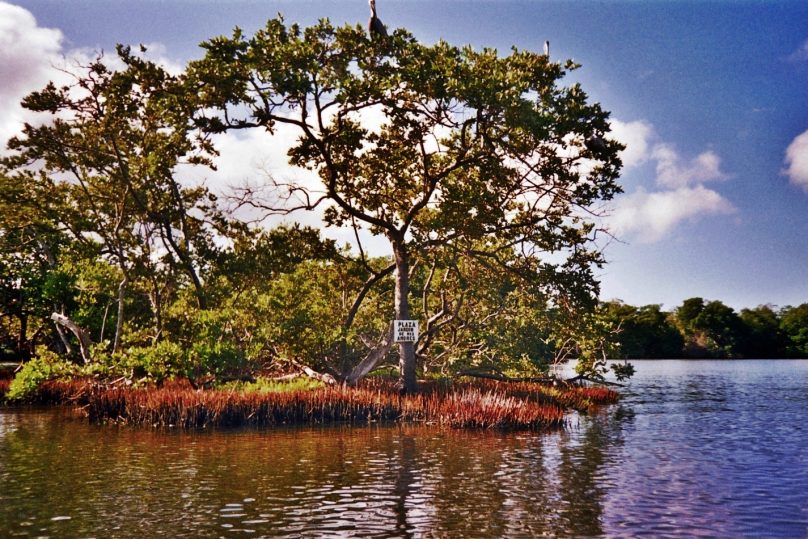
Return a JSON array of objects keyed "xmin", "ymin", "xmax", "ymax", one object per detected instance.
[
  {"xmin": 189, "ymin": 341, "xmax": 247, "ymax": 379},
  {"xmin": 7, "ymin": 349, "xmax": 78, "ymax": 401},
  {"xmin": 126, "ymin": 341, "xmax": 192, "ymax": 381}
]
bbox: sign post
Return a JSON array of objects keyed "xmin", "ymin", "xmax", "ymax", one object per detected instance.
[{"xmin": 394, "ymin": 320, "xmax": 419, "ymax": 343}]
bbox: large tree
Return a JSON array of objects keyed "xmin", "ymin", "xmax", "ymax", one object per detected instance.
[
  {"xmin": 189, "ymin": 18, "xmax": 623, "ymax": 392},
  {"xmin": 5, "ymin": 46, "xmax": 232, "ymax": 353}
]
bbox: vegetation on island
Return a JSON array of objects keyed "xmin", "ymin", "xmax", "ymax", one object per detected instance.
[
  {"xmin": 0, "ymin": 15, "xmax": 629, "ymax": 418},
  {"xmin": 1, "ymin": 17, "xmax": 806, "ymax": 429},
  {"xmin": 600, "ymin": 298, "xmax": 808, "ymax": 360},
  {"xmin": 9, "ymin": 377, "xmax": 618, "ymax": 430}
]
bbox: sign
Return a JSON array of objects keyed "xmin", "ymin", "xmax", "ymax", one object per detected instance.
[{"xmin": 394, "ymin": 320, "xmax": 419, "ymax": 343}]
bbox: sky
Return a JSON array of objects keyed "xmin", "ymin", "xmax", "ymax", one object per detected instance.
[{"xmin": 1, "ymin": 0, "xmax": 807, "ymax": 311}]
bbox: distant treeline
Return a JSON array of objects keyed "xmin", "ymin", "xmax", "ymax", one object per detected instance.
[{"xmin": 600, "ymin": 298, "xmax": 808, "ymax": 359}]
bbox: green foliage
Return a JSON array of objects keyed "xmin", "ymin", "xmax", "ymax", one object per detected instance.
[
  {"xmin": 6, "ymin": 348, "xmax": 78, "ymax": 400},
  {"xmin": 610, "ymin": 361, "xmax": 636, "ymax": 382},
  {"xmin": 189, "ymin": 17, "xmax": 623, "ymax": 391},
  {"xmin": 160, "ymin": 304, "xmax": 250, "ymax": 380},
  {"xmin": 780, "ymin": 304, "xmax": 808, "ymax": 357},
  {"xmin": 601, "ymin": 299, "xmax": 808, "ymax": 360},
  {"xmin": 6, "ymin": 14, "xmax": 806, "ymax": 392},
  {"xmin": 125, "ymin": 341, "xmax": 193, "ymax": 381},
  {"xmin": 676, "ymin": 297, "xmax": 705, "ymax": 331},
  {"xmin": 566, "ymin": 307, "xmax": 623, "ymax": 380},
  {"xmin": 213, "ymin": 225, "xmax": 340, "ymax": 296},
  {"xmin": 739, "ymin": 305, "xmax": 783, "ymax": 358},
  {"xmin": 601, "ymin": 301, "xmax": 684, "ymax": 359}
]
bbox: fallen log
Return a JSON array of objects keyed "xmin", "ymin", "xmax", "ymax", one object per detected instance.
[
  {"xmin": 458, "ymin": 369, "xmax": 557, "ymax": 385},
  {"xmin": 289, "ymin": 359, "xmax": 338, "ymax": 385},
  {"xmin": 565, "ymin": 374, "xmax": 625, "ymax": 387}
]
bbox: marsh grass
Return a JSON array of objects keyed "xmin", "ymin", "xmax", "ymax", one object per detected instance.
[
  {"xmin": 218, "ymin": 376, "xmax": 325, "ymax": 393},
  {"xmin": 23, "ymin": 376, "xmax": 618, "ymax": 431}
]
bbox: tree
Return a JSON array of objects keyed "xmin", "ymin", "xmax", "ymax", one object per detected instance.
[
  {"xmin": 602, "ymin": 301, "xmax": 684, "ymax": 359},
  {"xmin": 676, "ymin": 297, "xmax": 705, "ymax": 332},
  {"xmin": 780, "ymin": 303, "xmax": 808, "ymax": 358},
  {"xmin": 0, "ymin": 170, "xmax": 80, "ymax": 360},
  {"xmin": 676, "ymin": 298, "xmax": 744, "ymax": 358},
  {"xmin": 189, "ymin": 18, "xmax": 623, "ymax": 392},
  {"xmin": 738, "ymin": 304, "xmax": 783, "ymax": 358},
  {"xmin": 5, "ymin": 46, "xmax": 232, "ymax": 352}
]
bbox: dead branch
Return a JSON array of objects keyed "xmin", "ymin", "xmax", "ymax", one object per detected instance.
[
  {"xmin": 564, "ymin": 374, "xmax": 625, "ymax": 387},
  {"xmin": 345, "ymin": 324, "xmax": 394, "ymax": 386},
  {"xmin": 288, "ymin": 358, "xmax": 338, "ymax": 385},
  {"xmin": 51, "ymin": 312, "xmax": 92, "ymax": 364}
]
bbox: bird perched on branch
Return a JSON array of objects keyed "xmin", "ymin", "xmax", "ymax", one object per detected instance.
[
  {"xmin": 368, "ymin": 0, "xmax": 388, "ymax": 39},
  {"xmin": 585, "ymin": 136, "xmax": 608, "ymax": 155}
]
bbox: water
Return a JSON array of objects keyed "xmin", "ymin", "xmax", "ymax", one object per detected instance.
[{"xmin": 1, "ymin": 360, "xmax": 807, "ymax": 537}]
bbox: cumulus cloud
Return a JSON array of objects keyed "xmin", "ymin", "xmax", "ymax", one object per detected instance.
[
  {"xmin": 0, "ymin": 2, "xmax": 182, "ymax": 151},
  {"xmin": 0, "ymin": 2, "xmax": 64, "ymax": 145},
  {"xmin": 611, "ymin": 185, "xmax": 736, "ymax": 243},
  {"xmin": 783, "ymin": 129, "xmax": 808, "ymax": 193},
  {"xmin": 609, "ymin": 118, "xmax": 728, "ymax": 187},
  {"xmin": 606, "ymin": 117, "xmax": 734, "ymax": 243},
  {"xmin": 0, "ymin": 3, "xmax": 61, "ymax": 95},
  {"xmin": 185, "ymin": 126, "xmax": 392, "ymax": 253},
  {"xmin": 652, "ymin": 144, "xmax": 727, "ymax": 188},
  {"xmin": 609, "ymin": 119, "xmax": 654, "ymax": 169}
]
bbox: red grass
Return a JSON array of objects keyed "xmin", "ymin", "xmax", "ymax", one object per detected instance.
[
  {"xmin": 24, "ymin": 377, "xmax": 619, "ymax": 431},
  {"xmin": 0, "ymin": 378, "xmax": 10, "ymax": 400}
]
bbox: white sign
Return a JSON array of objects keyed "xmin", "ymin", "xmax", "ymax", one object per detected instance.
[{"xmin": 394, "ymin": 320, "xmax": 419, "ymax": 343}]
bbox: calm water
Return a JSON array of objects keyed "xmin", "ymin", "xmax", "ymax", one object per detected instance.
[{"xmin": 1, "ymin": 360, "xmax": 807, "ymax": 538}]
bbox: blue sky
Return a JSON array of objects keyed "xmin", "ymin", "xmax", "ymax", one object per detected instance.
[{"xmin": 2, "ymin": 0, "xmax": 807, "ymax": 311}]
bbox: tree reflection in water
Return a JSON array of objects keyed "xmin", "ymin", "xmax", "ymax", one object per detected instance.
[{"xmin": 0, "ymin": 409, "xmax": 623, "ymax": 537}]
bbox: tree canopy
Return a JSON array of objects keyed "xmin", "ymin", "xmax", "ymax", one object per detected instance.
[
  {"xmin": 4, "ymin": 16, "xmax": 806, "ymax": 398},
  {"xmin": 186, "ymin": 18, "xmax": 623, "ymax": 391},
  {"xmin": 37, "ymin": 18, "xmax": 808, "ymax": 399}
]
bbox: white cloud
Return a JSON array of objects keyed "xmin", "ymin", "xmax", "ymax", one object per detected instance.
[
  {"xmin": 606, "ymin": 117, "xmax": 734, "ymax": 243},
  {"xmin": 0, "ymin": 2, "xmax": 182, "ymax": 152},
  {"xmin": 136, "ymin": 42, "xmax": 184, "ymax": 75},
  {"xmin": 609, "ymin": 119, "xmax": 654, "ymax": 169},
  {"xmin": 611, "ymin": 185, "xmax": 736, "ymax": 243},
  {"xmin": 652, "ymin": 144, "xmax": 727, "ymax": 188},
  {"xmin": 608, "ymin": 119, "xmax": 728, "ymax": 188},
  {"xmin": 184, "ymin": 126, "xmax": 392, "ymax": 254},
  {"xmin": 783, "ymin": 129, "xmax": 808, "ymax": 193},
  {"xmin": 0, "ymin": 2, "xmax": 61, "ymax": 96},
  {"xmin": 0, "ymin": 1, "xmax": 64, "ymax": 146},
  {"xmin": 787, "ymin": 39, "xmax": 808, "ymax": 62}
]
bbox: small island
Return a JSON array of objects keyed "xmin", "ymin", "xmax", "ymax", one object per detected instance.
[{"xmin": 2, "ymin": 2, "xmax": 808, "ymax": 537}]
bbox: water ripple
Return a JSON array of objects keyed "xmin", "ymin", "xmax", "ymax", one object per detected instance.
[{"xmin": 2, "ymin": 361, "xmax": 808, "ymax": 537}]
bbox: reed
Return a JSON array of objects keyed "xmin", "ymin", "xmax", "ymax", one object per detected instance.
[
  {"xmin": 22, "ymin": 376, "xmax": 618, "ymax": 431},
  {"xmin": 0, "ymin": 378, "xmax": 10, "ymax": 401}
]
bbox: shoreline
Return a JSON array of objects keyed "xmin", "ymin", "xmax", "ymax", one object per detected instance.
[{"xmin": 0, "ymin": 377, "xmax": 619, "ymax": 431}]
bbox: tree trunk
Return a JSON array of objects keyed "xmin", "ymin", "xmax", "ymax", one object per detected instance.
[
  {"xmin": 113, "ymin": 275, "xmax": 128, "ymax": 354},
  {"xmin": 345, "ymin": 324, "xmax": 394, "ymax": 386},
  {"xmin": 393, "ymin": 241, "xmax": 417, "ymax": 394},
  {"xmin": 148, "ymin": 280, "xmax": 163, "ymax": 344},
  {"xmin": 17, "ymin": 314, "xmax": 28, "ymax": 361},
  {"xmin": 51, "ymin": 312, "xmax": 92, "ymax": 363},
  {"xmin": 161, "ymin": 222, "xmax": 207, "ymax": 310}
]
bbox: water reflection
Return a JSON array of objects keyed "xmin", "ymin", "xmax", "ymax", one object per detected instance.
[
  {"xmin": 2, "ymin": 360, "xmax": 808, "ymax": 537},
  {"xmin": 1, "ymin": 412, "xmax": 616, "ymax": 537}
]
